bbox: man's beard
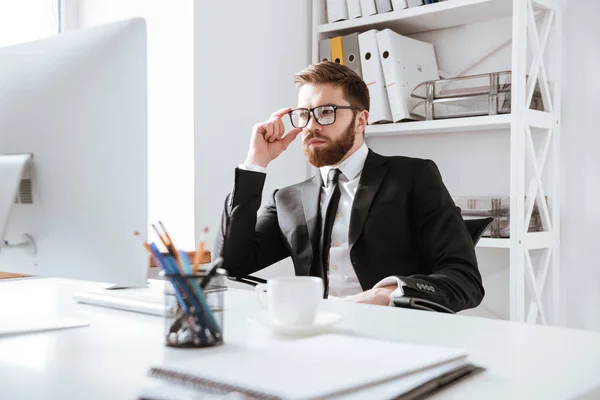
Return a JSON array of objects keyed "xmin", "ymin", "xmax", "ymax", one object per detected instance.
[{"xmin": 303, "ymin": 120, "xmax": 356, "ymax": 168}]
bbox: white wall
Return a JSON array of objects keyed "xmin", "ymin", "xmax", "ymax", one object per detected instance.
[
  {"xmin": 76, "ymin": 0, "xmax": 195, "ymax": 250},
  {"xmin": 194, "ymin": 0, "xmax": 311, "ymax": 283},
  {"xmin": 560, "ymin": 0, "xmax": 600, "ymax": 332}
]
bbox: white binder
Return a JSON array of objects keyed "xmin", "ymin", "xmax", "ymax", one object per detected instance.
[
  {"xmin": 327, "ymin": 0, "xmax": 349, "ymax": 23},
  {"xmin": 319, "ymin": 39, "xmax": 331, "ymax": 62},
  {"xmin": 346, "ymin": 0, "xmax": 363, "ymax": 19},
  {"xmin": 358, "ymin": 30, "xmax": 392, "ymax": 124},
  {"xmin": 376, "ymin": 0, "xmax": 393, "ymax": 13},
  {"xmin": 376, "ymin": 29, "xmax": 439, "ymax": 122},
  {"xmin": 359, "ymin": 0, "xmax": 377, "ymax": 16},
  {"xmin": 407, "ymin": 0, "xmax": 424, "ymax": 7},
  {"xmin": 392, "ymin": 0, "xmax": 408, "ymax": 10}
]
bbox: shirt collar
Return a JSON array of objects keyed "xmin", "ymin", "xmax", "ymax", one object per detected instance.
[{"xmin": 319, "ymin": 143, "xmax": 369, "ymax": 184}]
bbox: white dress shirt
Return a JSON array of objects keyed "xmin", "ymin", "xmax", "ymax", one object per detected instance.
[
  {"xmin": 239, "ymin": 144, "xmax": 404, "ymax": 305},
  {"xmin": 317, "ymin": 144, "xmax": 404, "ymax": 303}
]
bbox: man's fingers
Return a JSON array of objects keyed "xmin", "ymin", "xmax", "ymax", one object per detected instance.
[
  {"xmin": 271, "ymin": 107, "xmax": 293, "ymax": 119},
  {"xmin": 275, "ymin": 118, "xmax": 285, "ymax": 139},
  {"xmin": 282, "ymin": 127, "xmax": 303, "ymax": 148},
  {"xmin": 257, "ymin": 108, "xmax": 293, "ymax": 144},
  {"xmin": 265, "ymin": 116, "xmax": 286, "ymax": 142},
  {"xmin": 264, "ymin": 121, "xmax": 275, "ymax": 141}
]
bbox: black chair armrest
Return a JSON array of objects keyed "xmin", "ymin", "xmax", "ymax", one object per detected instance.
[
  {"xmin": 393, "ymin": 296, "xmax": 455, "ymax": 314},
  {"xmin": 464, "ymin": 217, "xmax": 494, "ymax": 246}
]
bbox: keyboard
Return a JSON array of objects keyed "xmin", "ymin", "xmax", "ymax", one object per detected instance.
[{"xmin": 73, "ymin": 280, "xmax": 168, "ymax": 316}]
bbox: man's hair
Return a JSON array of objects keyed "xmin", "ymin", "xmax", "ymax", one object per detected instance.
[{"xmin": 293, "ymin": 61, "xmax": 370, "ymax": 112}]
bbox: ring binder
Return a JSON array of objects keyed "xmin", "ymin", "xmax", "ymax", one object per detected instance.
[
  {"xmin": 147, "ymin": 368, "xmax": 279, "ymax": 400},
  {"xmin": 142, "ymin": 334, "xmax": 475, "ymax": 400}
]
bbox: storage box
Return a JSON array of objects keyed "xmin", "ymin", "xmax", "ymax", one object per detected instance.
[
  {"xmin": 410, "ymin": 71, "xmax": 545, "ymax": 120},
  {"xmin": 454, "ymin": 196, "xmax": 545, "ymax": 238}
]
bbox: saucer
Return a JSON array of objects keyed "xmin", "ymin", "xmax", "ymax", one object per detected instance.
[{"xmin": 247, "ymin": 311, "xmax": 343, "ymax": 335}]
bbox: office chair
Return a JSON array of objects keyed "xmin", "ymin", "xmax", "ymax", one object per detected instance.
[{"xmin": 227, "ymin": 217, "xmax": 494, "ymax": 314}]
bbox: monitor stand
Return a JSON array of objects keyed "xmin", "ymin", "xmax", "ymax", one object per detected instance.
[{"xmin": 0, "ymin": 154, "xmax": 36, "ymax": 256}]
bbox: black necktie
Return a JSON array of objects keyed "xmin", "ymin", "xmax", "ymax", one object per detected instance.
[{"xmin": 320, "ymin": 168, "xmax": 341, "ymax": 296}]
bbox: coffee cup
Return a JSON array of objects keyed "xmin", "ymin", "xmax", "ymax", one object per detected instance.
[{"xmin": 254, "ymin": 276, "xmax": 324, "ymax": 326}]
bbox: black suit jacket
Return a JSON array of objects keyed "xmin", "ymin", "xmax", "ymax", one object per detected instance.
[{"xmin": 214, "ymin": 150, "xmax": 484, "ymax": 312}]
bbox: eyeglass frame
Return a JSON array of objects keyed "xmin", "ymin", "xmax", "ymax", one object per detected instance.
[{"xmin": 287, "ymin": 104, "xmax": 363, "ymax": 128}]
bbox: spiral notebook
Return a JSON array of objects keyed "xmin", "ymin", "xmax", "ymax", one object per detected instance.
[{"xmin": 144, "ymin": 334, "xmax": 477, "ymax": 400}]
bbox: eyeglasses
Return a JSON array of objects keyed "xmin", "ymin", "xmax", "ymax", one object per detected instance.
[{"xmin": 288, "ymin": 105, "xmax": 361, "ymax": 129}]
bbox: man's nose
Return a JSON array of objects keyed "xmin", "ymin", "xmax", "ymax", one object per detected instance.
[{"xmin": 306, "ymin": 112, "xmax": 321, "ymax": 132}]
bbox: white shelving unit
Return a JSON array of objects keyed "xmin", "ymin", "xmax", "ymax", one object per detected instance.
[{"xmin": 312, "ymin": 0, "xmax": 562, "ymax": 325}]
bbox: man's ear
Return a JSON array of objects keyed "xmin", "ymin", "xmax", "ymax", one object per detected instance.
[{"xmin": 356, "ymin": 110, "xmax": 369, "ymax": 135}]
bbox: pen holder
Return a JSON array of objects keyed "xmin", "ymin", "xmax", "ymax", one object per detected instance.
[{"xmin": 163, "ymin": 270, "xmax": 227, "ymax": 348}]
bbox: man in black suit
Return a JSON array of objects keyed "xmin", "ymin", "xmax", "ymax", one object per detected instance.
[{"xmin": 214, "ymin": 62, "xmax": 484, "ymax": 312}]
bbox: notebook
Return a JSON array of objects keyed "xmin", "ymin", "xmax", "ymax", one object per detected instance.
[{"xmin": 145, "ymin": 334, "xmax": 479, "ymax": 400}]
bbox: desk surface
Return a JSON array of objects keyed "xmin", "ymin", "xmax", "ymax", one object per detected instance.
[{"xmin": 0, "ymin": 278, "xmax": 599, "ymax": 400}]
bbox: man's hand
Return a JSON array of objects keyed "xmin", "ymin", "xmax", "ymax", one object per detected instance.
[
  {"xmin": 245, "ymin": 107, "xmax": 303, "ymax": 168},
  {"xmin": 342, "ymin": 286, "xmax": 397, "ymax": 306}
]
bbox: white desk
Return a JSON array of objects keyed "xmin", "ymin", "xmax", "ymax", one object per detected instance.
[{"xmin": 0, "ymin": 278, "xmax": 599, "ymax": 400}]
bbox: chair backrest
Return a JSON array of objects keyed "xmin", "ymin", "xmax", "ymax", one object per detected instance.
[{"xmin": 463, "ymin": 217, "xmax": 494, "ymax": 246}]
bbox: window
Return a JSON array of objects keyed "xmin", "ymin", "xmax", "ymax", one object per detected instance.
[
  {"xmin": 0, "ymin": 0, "xmax": 59, "ymax": 47},
  {"xmin": 68, "ymin": 0, "xmax": 195, "ymax": 249}
]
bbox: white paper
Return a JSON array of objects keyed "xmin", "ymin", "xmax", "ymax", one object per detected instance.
[{"xmin": 0, "ymin": 315, "xmax": 89, "ymax": 337}]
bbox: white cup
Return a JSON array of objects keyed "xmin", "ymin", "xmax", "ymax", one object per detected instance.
[{"xmin": 255, "ymin": 276, "xmax": 324, "ymax": 326}]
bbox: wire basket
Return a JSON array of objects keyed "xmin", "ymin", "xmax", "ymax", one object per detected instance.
[{"xmin": 163, "ymin": 270, "xmax": 227, "ymax": 348}]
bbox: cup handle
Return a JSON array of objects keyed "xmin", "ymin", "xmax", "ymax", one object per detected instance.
[{"xmin": 254, "ymin": 283, "xmax": 269, "ymax": 309}]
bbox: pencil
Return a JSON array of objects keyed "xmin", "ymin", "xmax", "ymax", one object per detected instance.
[
  {"xmin": 134, "ymin": 231, "xmax": 156, "ymax": 269},
  {"xmin": 158, "ymin": 221, "xmax": 175, "ymax": 248},
  {"xmin": 134, "ymin": 231, "xmax": 151, "ymax": 253},
  {"xmin": 192, "ymin": 226, "xmax": 209, "ymax": 274},
  {"xmin": 151, "ymin": 224, "xmax": 171, "ymax": 252},
  {"xmin": 154, "ymin": 222, "xmax": 185, "ymax": 274}
]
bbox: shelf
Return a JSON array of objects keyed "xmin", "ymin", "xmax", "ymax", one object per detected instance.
[
  {"xmin": 319, "ymin": 0, "xmax": 513, "ymax": 36},
  {"xmin": 365, "ymin": 111, "xmax": 553, "ymax": 138},
  {"xmin": 526, "ymin": 109, "xmax": 555, "ymax": 130},
  {"xmin": 477, "ymin": 238, "xmax": 510, "ymax": 248},
  {"xmin": 365, "ymin": 114, "xmax": 510, "ymax": 137},
  {"xmin": 524, "ymin": 232, "xmax": 555, "ymax": 249},
  {"xmin": 477, "ymin": 232, "xmax": 555, "ymax": 249}
]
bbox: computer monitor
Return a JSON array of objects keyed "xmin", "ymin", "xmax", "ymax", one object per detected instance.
[{"xmin": 0, "ymin": 18, "xmax": 149, "ymax": 288}]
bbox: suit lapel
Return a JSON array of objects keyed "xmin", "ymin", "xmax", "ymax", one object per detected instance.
[
  {"xmin": 301, "ymin": 174, "xmax": 323, "ymax": 265},
  {"xmin": 349, "ymin": 150, "xmax": 388, "ymax": 246}
]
